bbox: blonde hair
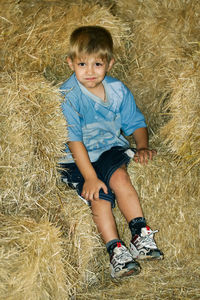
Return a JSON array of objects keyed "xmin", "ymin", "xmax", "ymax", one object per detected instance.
[{"xmin": 68, "ymin": 26, "xmax": 113, "ymax": 62}]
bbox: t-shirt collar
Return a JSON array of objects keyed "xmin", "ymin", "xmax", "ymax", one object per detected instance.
[{"xmin": 76, "ymin": 76, "xmax": 110, "ymax": 106}]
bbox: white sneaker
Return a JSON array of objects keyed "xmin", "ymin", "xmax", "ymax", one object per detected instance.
[
  {"xmin": 110, "ymin": 243, "xmax": 141, "ymax": 278},
  {"xmin": 130, "ymin": 226, "xmax": 164, "ymax": 260}
]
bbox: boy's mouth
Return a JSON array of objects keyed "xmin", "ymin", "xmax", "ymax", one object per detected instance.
[{"xmin": 85, "ymin": 77, "xmax": 96, "ymax": 81}]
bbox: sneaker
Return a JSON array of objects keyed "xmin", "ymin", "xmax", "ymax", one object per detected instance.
[
  {"xmin": 110, "ymin": 243, "xmax": 141, "ymax": 278},
  {"xmin": 130, "ymin": 226, "xmax": 164, "ymax": 260}
]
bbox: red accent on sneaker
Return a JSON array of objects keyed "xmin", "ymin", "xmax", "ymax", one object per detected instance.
[
  {"xmin": 117, "ymin": 242, "xmax": 122, "ymax": 248},
  {"xmin": 146, "ymin": 226, "xmax": 151, "ymax": 231}
]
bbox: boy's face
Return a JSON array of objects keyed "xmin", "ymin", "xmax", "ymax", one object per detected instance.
[{"xmin": 67, "ymin": 55, "xmax": 114, "ymax": 92}]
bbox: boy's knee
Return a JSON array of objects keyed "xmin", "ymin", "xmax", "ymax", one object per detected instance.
[
  {"xmin": 109, "ymin": 167, "xmax": 129, "ymax": 188},
  {"xmin": 91, "ymin": 199, "xmax": 112, "ymax": 216},
  {"xmin": 91, "ymin": 198, "xmax": 111, "ymax": 209}
]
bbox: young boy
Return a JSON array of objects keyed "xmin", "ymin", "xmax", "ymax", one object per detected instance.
[{"xmin": 60, "ymin": 26, "xmax": 163, "ymax": 279}]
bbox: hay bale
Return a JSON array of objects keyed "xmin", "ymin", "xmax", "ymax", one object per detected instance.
[
  {"xmin": 126, "ymin": 155, "xmax": 200, "ymax": 259},
  {"xmin": 59, "ymin": 185, "xmax": 106, "ymax": 286},
  {"xmin": 0, "ymin": 213, "xmax": 70, "ymax": 300},
  {"xmin": 160, "ymin": 64, "xmax": 200, "ymax": 169},
  {"xmin": 80, "ymin": 256, "xmax": 200, "ymax": 299},
  {"xmin": 116, "ymin": 0, "xmax": 200, "ymax": 140},
  {"xmin": 0, "ymin": 72, "xmax": 66, "ymax": 216},
  {"xmin": 1, "ymin": 0, "xmax": 131, "ymax": 83}
]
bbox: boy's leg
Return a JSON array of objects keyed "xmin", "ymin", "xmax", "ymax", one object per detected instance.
[
  {"xmin": 91, "ymin": 198, "xmax": 118, "ymax": 243},
  {"xmin": 91, "ymin": 199, "xmax": 140, "ymax": 278},
  {"xmin": 109, "ymin": 165, "xmax": 163, "ymax": 260},
  {"xmin": 109, "ymin": 164, "xmax": 143, "ymax": 222}
]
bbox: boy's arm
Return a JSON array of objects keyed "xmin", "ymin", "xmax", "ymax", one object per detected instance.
[
  {"xmin": 68, "ymin": 141, "xmax": 108, "ymax": 201},
  {"xmin": 132, "ymin": 127, "xmax": 156, "ymax": 164}
]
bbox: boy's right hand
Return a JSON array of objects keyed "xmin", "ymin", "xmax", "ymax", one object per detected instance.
[
  {"xmin": 67, "ymin": 141, "xmax": 108, "ymax": 201},
  {"xmin": 81, "ymin": 177, "xmax": 108, "ymax": 201}
]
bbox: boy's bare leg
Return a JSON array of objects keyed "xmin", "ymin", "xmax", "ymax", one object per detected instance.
[
  {"xmin": 91, "ymin": 165, "xmax": 143, "ymax": 242},
  {"xmin": 109, "ymin": 165, "xmax": 164, "ymax": 261},
  {"xmin": 91, "ymin": 196, "xmax": 141, "ymax": 279},
  {"xmin": 109, "ymin": 165, "xmax": 143, "ymax": 222},
  {"xmin": 91, "ymin": 199, "xmax": 119, "ymax": 243}
]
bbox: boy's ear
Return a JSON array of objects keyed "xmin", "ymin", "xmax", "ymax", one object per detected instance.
[
  {"xmin": 107, "ymin": 58, "xmax": 115, "ymax": 72},
  {"xmin": 67, "ymin": 57, "xmax": 74, "ymax": 71}
]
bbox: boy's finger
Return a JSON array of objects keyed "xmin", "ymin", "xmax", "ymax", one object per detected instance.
[
  {"xmin": 84, "ymin": 192, "xmax": 89, "ymax": 200},
  {"xmin": 81, "ymin": 190, "xmax": 85, "ymax": 198},
  {"xmin": 148, "ymin": 149, "xmax": 156, "ymax": 160},
  {"xmin": 133, "ymin": 154, "xmax": 139, "ymax": 163},
  {"xmin": 102, "ymin": 184, "xmax": 108, "ymax": 194},
  {"xmin": 94, "ymin": 191, "xmax": 99, "ymax": 201},
  {"xmin": 88, "ymin": 193, "xmax": 95, "ymax": 201},
  {"xmin": 148, "ymin": 150, "xmax": 153, "ymax": 161}
]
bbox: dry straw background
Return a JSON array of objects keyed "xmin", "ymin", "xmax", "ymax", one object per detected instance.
[{"xmin": 0, "ymin": 0, "xmax": 199, "ymax": 299}]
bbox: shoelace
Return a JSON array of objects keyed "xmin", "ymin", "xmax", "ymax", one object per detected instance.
[
  {"xmin": 139, "ymin": 229, "xmax": 158, "ymax": 249},
  {"xmin": 114, "ymin": 247, "xmax": 132, "ymax": 262}
]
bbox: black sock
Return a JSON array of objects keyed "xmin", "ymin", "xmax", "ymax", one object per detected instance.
[
  {"xmin": 106, "ymin": 239, "xmax": 125, "ymax": 257},
  {"xmin": 129, "ymin": 217, "xmax": 147, "ymax": 237}
]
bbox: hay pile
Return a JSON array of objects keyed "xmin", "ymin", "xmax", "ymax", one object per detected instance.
[
  {"xmin": 117, "ymin": 0, "xmax": 200, "ymax": 168},
  {"xmin": 59, "ymin": 187, "xmax": 105, "ymax": 285},
  {"xmin": 0, "ymin": 0, "xmax": 200, "ymax": 299},
  {"xmin": 161, "ymin": 67, "xmax": 200, "ymax": 169},
  {"xmin": 1, "ymin": 0, "xmax": 130, "ymax": 83},
  {"xmin": 127, "ymin": 156, "xmax": 200, "ymax": 259},
  {"xmin": 0, "ymin": 71, "xmax": 66, "ymax": 217},
  {"xmin": 0, "ymin": 213, "xmax": 71, "ymax": 300}
]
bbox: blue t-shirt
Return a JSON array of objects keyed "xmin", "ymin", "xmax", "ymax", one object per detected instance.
[{"xmin": 60, "ymin": 73, "xmax": 146, "ymax": 163}]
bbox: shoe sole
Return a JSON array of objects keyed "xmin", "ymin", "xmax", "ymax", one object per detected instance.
[
  {"xmin": 135, "ymin": 254, "xmax": 164, "ymax": 260},
  {"xmin": 111, "ymin": 265, "xmax": 141, "ymax": 279},
  {"xmin": 130, "ymin": 247, "xmax": 164, "ymax": 260}
]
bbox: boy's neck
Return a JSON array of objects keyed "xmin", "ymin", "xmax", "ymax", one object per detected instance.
[{"xmin": 83, "ymin": 82, "xmax": 107, "ymax": 102}]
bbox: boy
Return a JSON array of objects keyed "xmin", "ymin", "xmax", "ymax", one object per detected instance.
[{"xmin": 60, "ymin": 26, "xmax": 163, "ymax": 279}]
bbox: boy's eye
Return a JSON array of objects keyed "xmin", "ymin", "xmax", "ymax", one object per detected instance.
[
  {"xmin": 95, "ymin": 62, "xmax": 103, "ymax": 67},
  {"xmin": 78, "ymin": 62, "xmax": 85, "ymax": 66}
]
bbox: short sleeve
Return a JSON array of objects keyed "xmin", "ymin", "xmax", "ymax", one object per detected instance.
[
  {"xmin": 61, "ymin": 95, "xmax": 83, "ymax": 142},
  {"xmin": 120, "ymin": 88, "xmax": 146, "ymax": 136}
]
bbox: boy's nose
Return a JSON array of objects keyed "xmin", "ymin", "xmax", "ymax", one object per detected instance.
[{"xmin": 86, "ymin": 65, "xmax": 93, "ymax": 75}]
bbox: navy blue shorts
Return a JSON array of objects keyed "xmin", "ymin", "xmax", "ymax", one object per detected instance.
[{"xmin": 59, "ymin": 146, "xmax": 136, "ymax": 208}]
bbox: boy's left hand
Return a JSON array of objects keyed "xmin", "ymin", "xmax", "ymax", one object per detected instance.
[{"xmin": 134, "ymin": 148, "xmax": 157, "ymax": 165}]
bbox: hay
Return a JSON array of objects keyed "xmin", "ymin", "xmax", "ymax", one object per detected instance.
[
  {"xmin": 127, "ymin": 155, "xmax": 200, "ymax": 259},
  {"xmin": 116, "ymin": 0, "xmax": 200, "ymax": 165},
  {"xmin": 0, "ymin": 72, "xmax": 66, "ymax": 216},
  {"xmin": 160, "ymin": 63, "xmax": 200, "ymax": 169},
  {"xmin": 0, "ymin": 0, "xmax": 200, "ymax": 298},
  {"xmin": 77, "ymin": 257, "xmax": 200, "ymax": 299},
  {"xmin": 0, "ymin": 213, "xmax": 70, "ymax": 300},
  {"xmin": 1, "ymin": 0, "xmax": 131, "ymax": 83},
  {"xmin": 59, "ymin": 186, "xmax": 105, "ymax": 286}
]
